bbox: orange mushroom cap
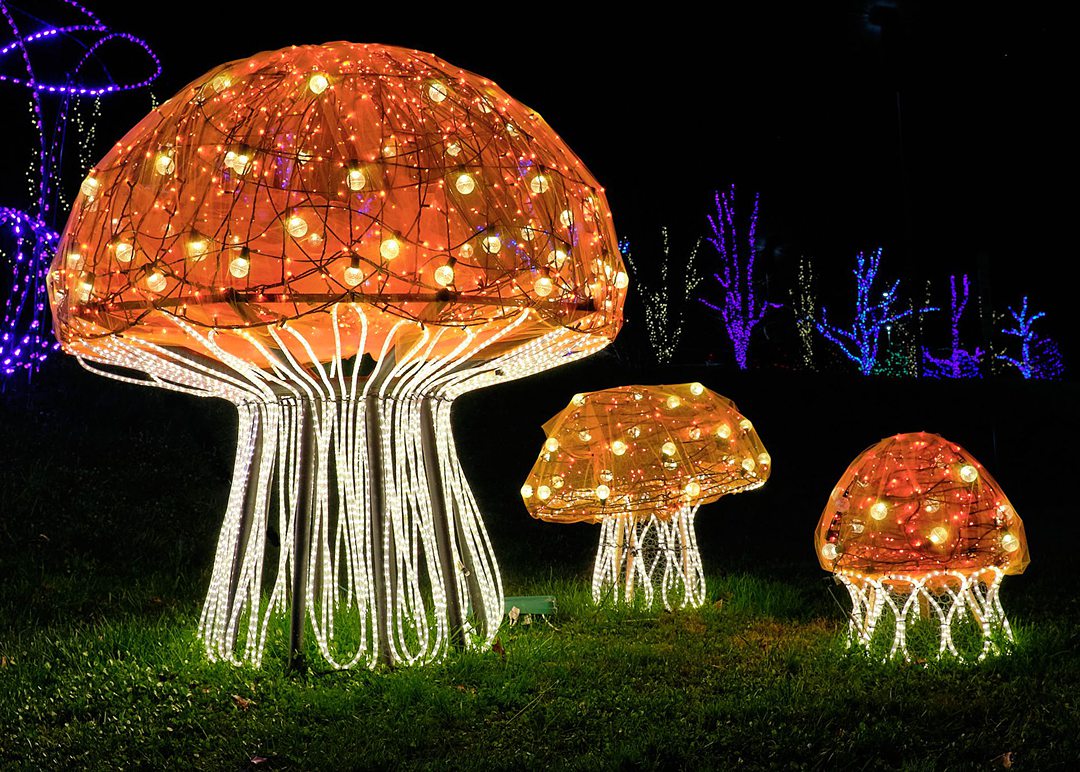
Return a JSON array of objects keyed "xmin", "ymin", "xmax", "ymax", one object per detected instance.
[
  {"xmin": 815, "ymin": 432, "xmax": 1029, "ymax": 578},
  {"xmin": 522, "ymin": 383, "xmax": 770, "ymax": 523},
  {"xmin": 49, "ymin": 42, "xmax": 625, "ymax": 367}
]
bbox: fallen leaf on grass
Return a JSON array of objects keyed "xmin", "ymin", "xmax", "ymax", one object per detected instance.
[
  {"xmin": 250, "ymin": 756, "xmax": 269, "ymax": 765},
  {"xmin": 232, "ymin": 694, "xmax": 254, "ymax": 710},
  {"xmin": 508, "ymin": 606, "xmax": 520, "ymax": 626},
  {"xmin": 994, "ymin": 751, "xmax": 1015, "ymax": 768},
  {"xmin": 492, "ymin": 638, "xmax": 506, "ymax": 662},
  {"xmin": 0, "ymin": 656, "xmax": 9, "ymax": 667}
]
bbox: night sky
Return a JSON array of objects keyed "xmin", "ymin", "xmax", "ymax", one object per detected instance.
[{"xmin": 3, "ymin": 0, "xmax": 1070, "ymax": 362}]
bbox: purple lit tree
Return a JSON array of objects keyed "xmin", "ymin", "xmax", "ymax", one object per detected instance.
[
  {"xmin": 996, "ymin": 296, "xmax": 1065, "ymax": 380},
  {"xmin": 815, "ymin": 248, "xmax": 936, "ymax": 376},
  {"xmin": 0, "ymin": 1, "xmax": 160, "ymax": 379},
  {"xmin": 698, "ymin": 186, "xmax": 780, "ymax": 369},
  {"xmin": 922, "ymin": 274, "xmax": 984, "ymax": 379}
]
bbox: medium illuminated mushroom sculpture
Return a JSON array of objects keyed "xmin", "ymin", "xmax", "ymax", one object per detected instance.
[
  {"xmin": 522, "ymin": 384, "xmax": 770, "ymax": 609},
  {"xmin": 47, "ymin": 43, "xmax": 626, "ymax": 668},
  {"xmin": 816, "ymin": 432, "xmax": 1029, "ymax": 661}
]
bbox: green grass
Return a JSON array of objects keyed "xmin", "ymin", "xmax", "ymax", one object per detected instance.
[{"xmin": 3, "ymin": 564, "xmax": 1078, "ymax": 770}]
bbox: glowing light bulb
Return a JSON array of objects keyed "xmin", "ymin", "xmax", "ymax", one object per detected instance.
[
  {"xmin": 80, "ymin": 175, "xmax": 100, "ymax": 199},
  {"xmin": 662, "ymin": 441, "xmax": 677, "ymax": 457},
  {"xmin": 959, "ymin": 464, "xmax": 979, "ymax": 483},
  {"xmin": 154, "ymin": 153, "xmax": 175, "ymax": 176},
  {"xmin": 481, "ymin": 234, "xmax": 501, "ymax": 254},
  {"xmin": 544, "ymin": 437, "xmax": 559, "ymax": 453},
  {"xmin": 599, "ymin": 469, "xmax": 614, "ymax": 483},
  {"xmin": 520, "ymin": 484, "xmax": 534, "ymax": 499},
  {"xmin": 716, "ymin": 423, "xmax": 732, "ymax": 440},
  {"xmin": 76, "ymin": 272, "xmax": 95, "ymax": 302},
  {"xmin": 571, "ymin": 393, "xmax": 586, "ymax": 406},
  {"xmin": 347, "ymin": 168, "xmax": 367, "ymax": 191},
  {"xmin": 688, "ymin": 427, "xmax": 702, "ymax": 440},
  {"xmin": 757, "ymin": 452, "xmax": 771, "ymax": 467},
  {"xmin": 628, "ymin": 426, "xmax": 641, "ymax": 438},
  {"xmin": 559, "ymin": 209, "xmax": 573, "ymax": 227},
  {"xmin": 145, "ymin": 270, "xmax": 166, "ymax": 292},
  {"xmin": 210, "ymin": 73, "xmax": 232, "ymax": 93},
  {"xmin": 445, "ymin": 141, "xmax": 462, "ymax": 157},
  {"xmin": 185, "ymin": 235, "xmax": 209, "ymax": 262},
  {"xmin": 928, "ymin": 526, "xmax": 949, "ymax": 545},
  {"xmin": 457, "ymin": 243, "xmax": 474, "ymax": 259},
  {"xmin": 520, "ymin": 225, "xmax": 540, "ymax": 242},
  {"xmin": 225, "ymin": 150, "xmax": 252, "ymax": 174},
  {"xmin": 229, "ymin": 250, "xmax": 250, "ymax": 278},
  {"xmin": 434, "ymin": 264, "xmax": 455, "ymax": 287},
  {"xmin": 614, "ymin": 271, "xmax": 629, "ymax": 289},
  {"xmin": 308, "ymin": 73, "xmax": 329, "ymax": 95},
  {"xmin": 666, "ymin": 395, "xmax": 681, "ymax": 409},
  {"xmin": 689, "ymin": 382, "xmax": 704, "ymax": 396},
  {"xmin": 578, "ymin": 430, "xmax": 592, "ymax": 442},
  {"xmin": 343, "ymin": 256, "xmax": 363, "ymax": 287},
  {"xmin": 551, "ymin": 475, "xmax": 564, "ymax": 490},
  {"xmin": 427, "ymin": 80, "xmax": 448, "ymax": 102},
  {"xmin": 821, "ymin": 543, "xmax": 838, "ymax": 561},
  {"xmin": 595, "ymin": 484, "xmax": 610, "ymax": 501},
  {"xmin": 547, "ymin": 249, "xmax": 568, "ymax": 269},
  {"xmin": 455, "ymin": 173, "xmax": 476, "ymax": 195},
  {"xmin": 285, "ymin": 214, "xmax": 308, "ymax": 238},
  {"xmin": 739, "ymin": 418, "xmax": 753, "ymax": 432},
  {"xmin": 534, "ymin": 277, "xmax": 554, "ymax": 297},
  {"xmin": 297, "ymin": 149, "xmax": 313, "ymax": 164},
  {"xmin": 611, "ymin": 440, "xmax": 627, "ymax": 456},
  {"xmin": 380, "ymin": 237, "xmax": 400, "ymax": 261},
  {"xmin": 741, "ymin": 457, "xmax": 756, "ymax": 472},
  {"xmin": 1001, "ymin": 532, "xmax": 1020, "ymax": 553},
  {"xmin": 537, "ymin": 485, "xmax": 551, "ymax": 501},
  {"xmin": 113, "ymin": 241, "xmax": 134, "ymax": 264},
  {"xmin": 870, "ymin": 501, "xmax": 889, "ymax": 520},
  {"xmin": 684, "ymin": 481, "xmax": 701, "ymax": 497},
  {"xmin": 529, "ymin": 174, "xmax": 550, "ymax": 194}
]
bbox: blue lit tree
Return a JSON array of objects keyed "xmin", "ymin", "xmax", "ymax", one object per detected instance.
[
  {"xmin": 922, "ymin": 274, "xmax": 984, "ymax": 379},
  {"xmin": 996, "ymin": 296, "xmax": 1065, "ymax": 380},
  {"xmin": 815, "ymin": 248, "xmax": 936, "ymax": 375},
  {"xmin": 623, "ymin": 229, "xmax": 703, "ymax": 364},
  {"xmin": 698, "ymin": 186, "xmax": 780, "ymax": 369}
]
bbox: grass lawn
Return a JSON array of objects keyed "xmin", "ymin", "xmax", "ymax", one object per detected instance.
[{"xmin": 3, "ymin": 362, "xmax": 1079, "ymax": 769}]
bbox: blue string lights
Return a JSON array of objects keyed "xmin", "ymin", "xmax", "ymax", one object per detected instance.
[
  {"xmin": 0, "ymin": 0, "xmax": 160, "ymax": 378},
  {"xmin": 698, "ymin": 186, "xmax": 780, "ymax": 370},
  {"xmin": 996, "ymin": 296, "xmax": 1064, "ymax": 380},
  {"xmin": 815, "ymin": 248, "xmax": 937, "ymax": 376}
]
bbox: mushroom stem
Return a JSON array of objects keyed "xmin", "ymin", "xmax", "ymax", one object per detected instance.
[{"xmin": 70, "ymin": 307, "xmax": 603, "ymax": 668}]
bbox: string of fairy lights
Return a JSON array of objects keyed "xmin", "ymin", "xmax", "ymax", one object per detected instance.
[{"xmin": 0, "ymin": 0, "xmax": 160, "ymax": 378}]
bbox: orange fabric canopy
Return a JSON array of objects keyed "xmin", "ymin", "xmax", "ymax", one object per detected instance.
[
  {"xmin": 522, "ymin": 383, "xmax": 770, "ymax": 523},
  {"xmin": 815, "ymin": 432, "xmax": 1029, "ymax": 578},
  {"xmin": 49, "ymin": 42, "xmax": 625, "ymax": 367}
]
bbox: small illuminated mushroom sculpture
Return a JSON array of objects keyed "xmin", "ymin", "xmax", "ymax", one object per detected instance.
[
  {"xmin": 522, "ymin": 384, "xmax": 770, "ymax": 609},
  {"xmin": 48, "ymin": 43, "xmax": 626, "ymax": 668},
  {"xmin": 816, "ymin": 432, "xmax": 1029, "ymax": 661}
]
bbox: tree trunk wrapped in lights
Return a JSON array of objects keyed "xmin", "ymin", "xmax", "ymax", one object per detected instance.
[
  {"xmin": 47, "ymin": 43, "xmax": 626, "ymax": 669},
  {"xmin": 815, "ymin": 432, "xmax": 1029, "ymax": 662},
  {"xmin": 522, "ymin": 384, "xmax": 770, "ymax": 610}
]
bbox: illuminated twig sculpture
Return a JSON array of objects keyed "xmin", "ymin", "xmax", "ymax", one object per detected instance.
[
  {"xmin": 48, "ymin": 43, "xmax": 626, "ymax": 668},
  {"xmin": 996, "ymin": 296, "xmax": 1064, "ymax": 380},
  {"xmin": 522, "ymin": 384, "xmax": 769, "ymax": 610},
  {"xmin": 816, "ymin": 432, "xmax": 1029, "ymax": 661}
]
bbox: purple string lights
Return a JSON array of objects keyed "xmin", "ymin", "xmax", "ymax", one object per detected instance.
[
  {"xmin": 922, "ymin": 274, "xmax": 984, "ymax": 379},
  {"xmin": 0, "ymin": 0, "xmax": 160, "ymax": 378},
  {"xmin": 815, "ymin": 248, "xmax": 937, "ymax": 376},
  {"xmin": 698, "ymin": 186, "xmax": 780, "ymax": 370}
]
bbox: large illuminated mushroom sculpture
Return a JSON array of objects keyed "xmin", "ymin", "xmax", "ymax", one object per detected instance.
[
  {"xmin": 816, "ymin": 432, "xmax": 1029, "ymax": 661},
  {"xmin": 522, "ymin": 384, "xmax": 770, "ymax": 609},
  {"xmin": 47, "ymin": 43, "xmax": 626, "ymax": 668}
]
